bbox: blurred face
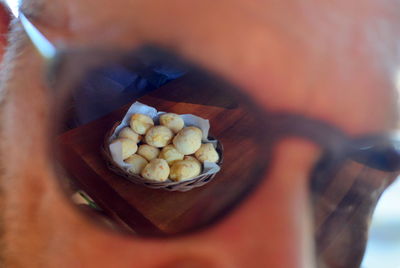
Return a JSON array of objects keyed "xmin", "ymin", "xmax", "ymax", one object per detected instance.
[{"xmin": 0, "ymin": 0, "xmax": 399, "ymax": 267}]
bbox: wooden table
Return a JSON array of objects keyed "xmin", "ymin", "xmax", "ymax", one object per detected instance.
[{"xmin": 57, "ymin": 74, "xmax": 267, "ymax": 236}]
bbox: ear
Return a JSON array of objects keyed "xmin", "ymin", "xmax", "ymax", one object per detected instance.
[{"xmin": 0, "ymin": 3, "xmax": 11, "ymax": 58}]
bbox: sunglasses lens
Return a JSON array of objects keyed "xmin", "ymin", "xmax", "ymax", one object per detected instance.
[{"xmin": 53, "ymin": 47, "xmax": 270, "ymax": 236}]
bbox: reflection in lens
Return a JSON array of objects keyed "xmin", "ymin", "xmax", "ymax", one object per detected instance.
[{"xmin": 54, "ymin": 47, "xmax": 270, "ymax": 237}]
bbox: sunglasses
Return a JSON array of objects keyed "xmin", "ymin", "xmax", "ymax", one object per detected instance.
[{"xmin": 6, "ymin": 4, "xmax": 400, "ymax": 241}]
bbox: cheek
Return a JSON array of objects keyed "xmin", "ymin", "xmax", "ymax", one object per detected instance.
[
  {"xmin": 0, "ymin": 43, "xmax": 94, "ymax": 265},
  {"xmin": 2, "ymin": 52, "xmax": 51, "ymax": 187}
]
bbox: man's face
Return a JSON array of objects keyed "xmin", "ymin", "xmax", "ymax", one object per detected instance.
[{"xmin": 0, "ymin": 0, "xmax": 399, "ymax": 267}]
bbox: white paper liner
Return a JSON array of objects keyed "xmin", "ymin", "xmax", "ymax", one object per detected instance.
[{"xmin": 108, "ymin": 101, "xmax": 221, "ymax": 182}]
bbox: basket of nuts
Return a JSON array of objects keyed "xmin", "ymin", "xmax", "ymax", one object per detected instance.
[{"xmin": 102, "ymin": 102, "xmax": 223, "ymax": 192}]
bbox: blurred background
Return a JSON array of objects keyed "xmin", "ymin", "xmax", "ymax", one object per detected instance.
[{"xmin": 361, "ymin": 178, "xmax": 400, "ymax": 268}]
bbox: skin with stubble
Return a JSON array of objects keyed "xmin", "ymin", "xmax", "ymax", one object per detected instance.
[{"xmin": 0, "ymin": 0, "xmax": 399, "ymax": 267}]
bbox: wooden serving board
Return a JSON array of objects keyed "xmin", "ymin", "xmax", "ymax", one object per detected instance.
[{"xmin": 57, "ymin": 74, "xmax": 264, "ymax": 235}]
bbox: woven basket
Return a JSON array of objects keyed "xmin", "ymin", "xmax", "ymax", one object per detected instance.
[{"xmin": 102, "ymin": 122, "xmax": 223, "ymax": 192}]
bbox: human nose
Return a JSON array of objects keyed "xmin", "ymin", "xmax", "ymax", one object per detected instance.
[{"xmin": 185, "ymin": 138, "xmax": 321, "ymax": 268}]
